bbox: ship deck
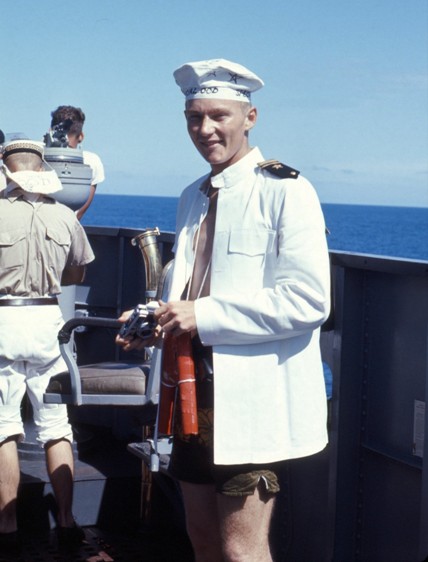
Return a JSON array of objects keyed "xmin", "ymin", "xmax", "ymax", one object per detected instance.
[
  {"xmin": 0, "ymin": 525, "xmax": 193, "ymax": 562},
  {"xmin": 7, "ymin": 421, "xmax": 193, "ymax": 562}
]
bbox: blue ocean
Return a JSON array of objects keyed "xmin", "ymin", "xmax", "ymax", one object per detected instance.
[{"xmin": 82, "ymin": 195, "xmax": 428, "ymax": 262}]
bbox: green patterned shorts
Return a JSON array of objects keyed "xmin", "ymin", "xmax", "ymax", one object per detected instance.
[{"xmin": 168, "ymin": 381, "xmax": 281, "ymax": 497}]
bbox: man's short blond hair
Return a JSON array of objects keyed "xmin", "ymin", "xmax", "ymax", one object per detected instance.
[{"xmin": 4, "ymin": 152, "xmax": 43, "ymax": 173}]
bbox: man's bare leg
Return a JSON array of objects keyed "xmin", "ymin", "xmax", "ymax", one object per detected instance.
[
  {"xmin": 180, "ymin": 480, "xmax": 275, "ymax": 562},
  {"xmin": 45, "ymin": 438, "xmax": 75, "ymax": 527},
  {"xmin": 179, "ymin": 481, "xmax": 223, "ymax": 562},
  {"xmin": 0, "ymin": 437, "xmax": 20, "ymax": 534},
  {"xmin": 217, "ymin": 484, "xmax": 275, "ymax": 562}
]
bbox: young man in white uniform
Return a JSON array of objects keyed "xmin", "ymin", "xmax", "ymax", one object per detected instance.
[{"xmin": 119, "ymin": 58, "xmax": 331, "ymax": 562}]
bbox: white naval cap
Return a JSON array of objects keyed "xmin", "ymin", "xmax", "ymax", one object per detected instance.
[{"xmin": 173, "ymin": 58, "xmax": 264, "ymax": 103}]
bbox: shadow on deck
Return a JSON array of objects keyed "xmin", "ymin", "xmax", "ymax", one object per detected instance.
[
  {"xmin": 0, "ymin": 524, "xmax": 193, "ymax": 562},
  {"xmin": 12, "ymin": 419, "xmax": 194, "ymax": 562}
]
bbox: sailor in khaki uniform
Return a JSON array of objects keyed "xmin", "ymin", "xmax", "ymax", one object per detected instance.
[{"xmin": 0, "ymin": 140, "xmax": 94, "ymax": 549}]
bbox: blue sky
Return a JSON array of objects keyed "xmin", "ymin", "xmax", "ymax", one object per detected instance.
[{"xmin": 1, "ymin": 0, "xmax": 427, "ymax": 206}]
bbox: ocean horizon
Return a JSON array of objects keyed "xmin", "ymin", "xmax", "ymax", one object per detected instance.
[{"xmin": 82, "ymin": 194, "xmax": 428, "ymax": 262}]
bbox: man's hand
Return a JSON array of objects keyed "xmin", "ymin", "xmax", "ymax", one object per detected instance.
[
  {"xmin": 115, "ymin": 299, "xmax": 197, "ymax": 350},
  {"xmin": 115, "ymin": 308, "xmax": 162, "ymax": 351},
  {"xmin": 154, "ymin": 299, "xmax": 196, "ymax": 336}
]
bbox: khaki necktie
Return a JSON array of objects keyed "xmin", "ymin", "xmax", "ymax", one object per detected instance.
[{"xmin": 188, "ymin": 184, "xmax": 219, "ymax": 300}]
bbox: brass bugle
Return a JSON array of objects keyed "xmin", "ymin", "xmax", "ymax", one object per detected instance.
[{"xmin": 131, "ymin": 227, "xmax": 163, "ymax": 302}]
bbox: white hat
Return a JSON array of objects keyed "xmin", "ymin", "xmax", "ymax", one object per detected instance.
[
  {"xmin": 1, "ymin": 139, "xmax": 63, "ymax": 195},
  {"xmin": 173, "ymin": 58, "xmax": 264, "ymax": 103},
  {"xmin": 2, "ymin": 139, "xmax": 44, "ymax": 161}
]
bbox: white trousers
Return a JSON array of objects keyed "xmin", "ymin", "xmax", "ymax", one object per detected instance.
[{"xmin": 0, "ymin": 305, "xmax": 73, "ymax": 445}]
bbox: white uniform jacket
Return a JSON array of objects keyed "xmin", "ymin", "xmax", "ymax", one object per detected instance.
[{"xmin": 169, "ymin": 147, "xmax": 331, "ymax": 465}]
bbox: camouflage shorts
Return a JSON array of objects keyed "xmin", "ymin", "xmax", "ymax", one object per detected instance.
[{"xmin": 169, "ymin": 400, "xmax": 281, "ymax": 497}]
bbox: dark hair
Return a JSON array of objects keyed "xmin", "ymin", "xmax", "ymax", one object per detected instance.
[{"xmin": 50, "ymin": 106, "xmax": 86, "ymax": 136}]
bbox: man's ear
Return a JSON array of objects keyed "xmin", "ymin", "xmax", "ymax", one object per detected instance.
[
  {"xmin": 245, "ymin": 106, "xmax": 257, "ymax": 131},
  {"xmin": 78, "ymin": 132, "xmax": 85, "ymax": 143}
]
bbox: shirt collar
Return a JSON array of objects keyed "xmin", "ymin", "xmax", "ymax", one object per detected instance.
[
  {"xmin": 4, "ymin": 186, "xmax": 24, "ymax": 202},
  {"xmin": 210, "ymin": 147, "xmax": 264, "ymax": 189},
  {"xmin": 5, "ymin": 187, "xmax": 46, "ymax": 204}
]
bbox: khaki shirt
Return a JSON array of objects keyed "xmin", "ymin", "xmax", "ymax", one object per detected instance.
[{"xmin": 0, "ymin": 190, "xmax": 95, "ymax": 297}]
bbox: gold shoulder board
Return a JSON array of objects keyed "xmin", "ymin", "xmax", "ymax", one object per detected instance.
[{"xmin": 258, "ymin": 159, "xmax": 300, "ymax": 179}]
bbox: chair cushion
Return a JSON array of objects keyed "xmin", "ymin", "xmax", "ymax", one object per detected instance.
[{"xmin": 46, "ymin": 362, "xmax": 148, "ymax": 395}]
